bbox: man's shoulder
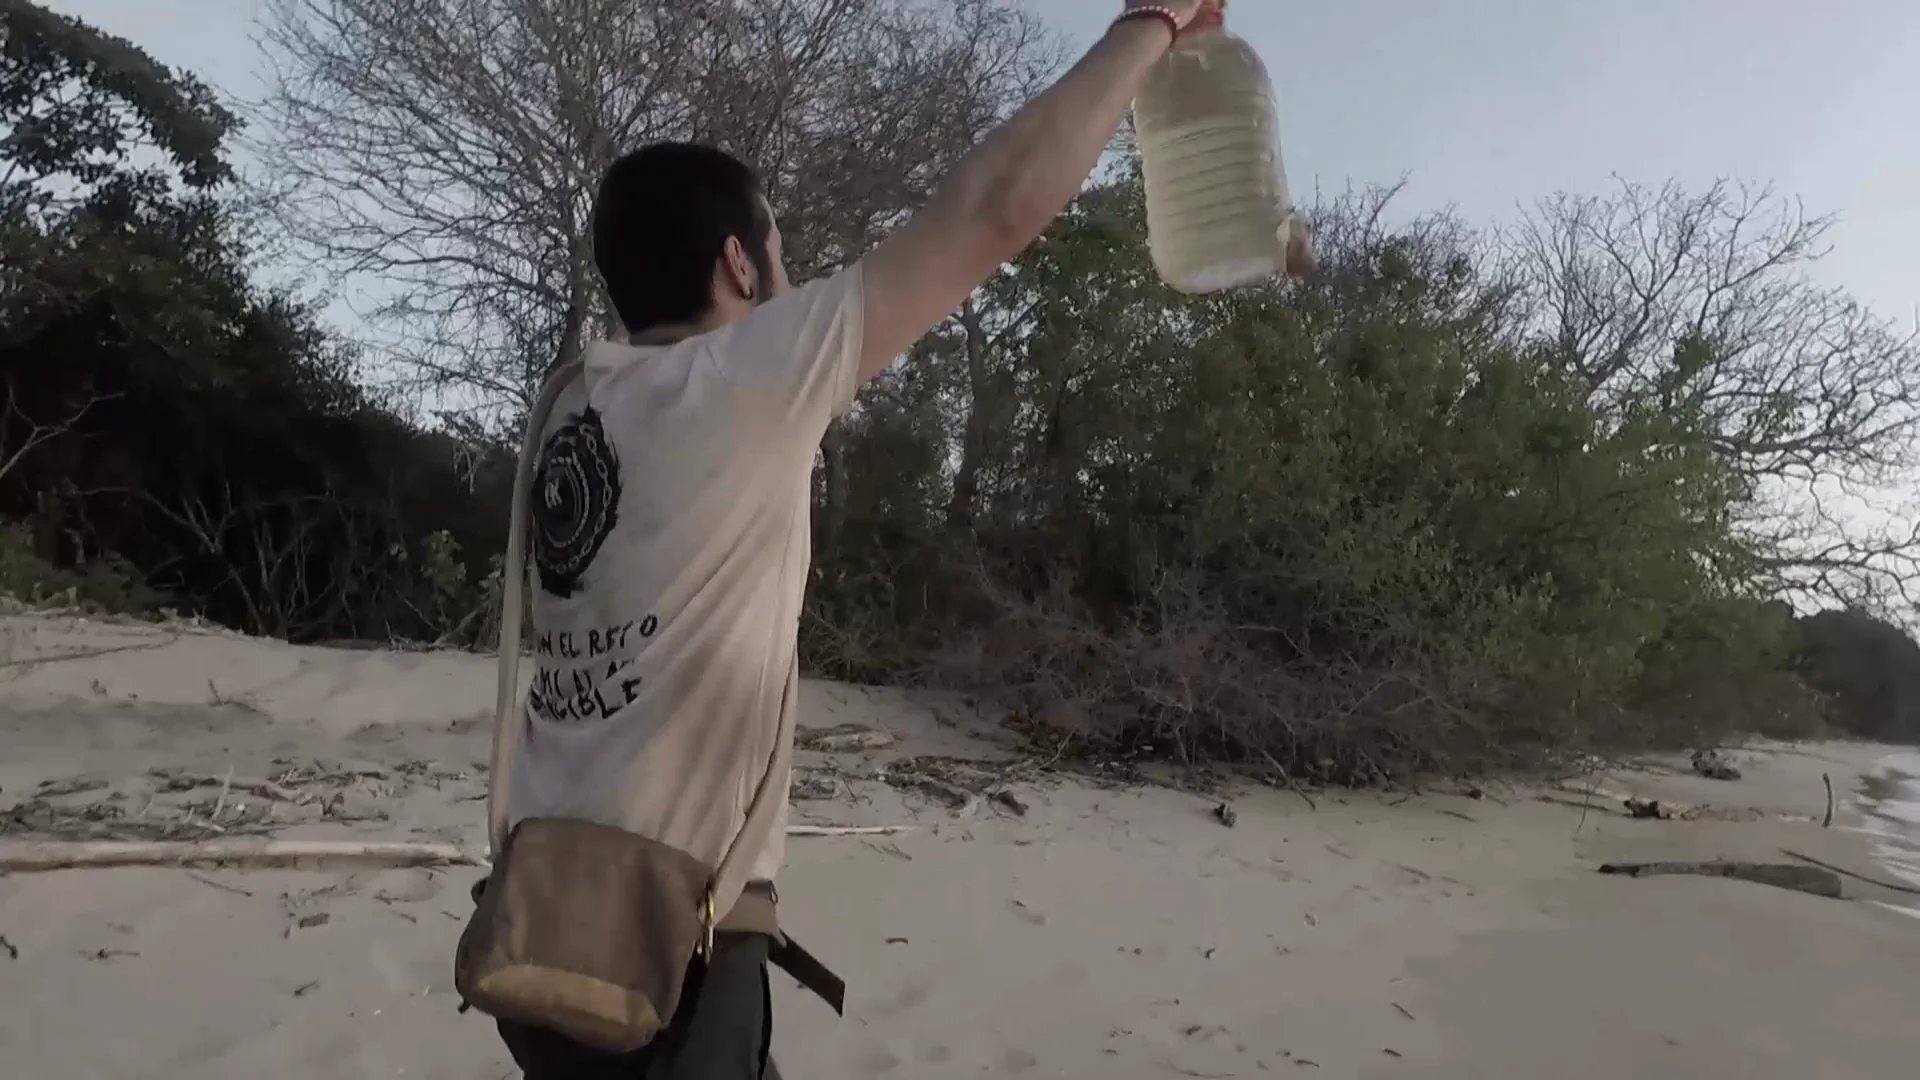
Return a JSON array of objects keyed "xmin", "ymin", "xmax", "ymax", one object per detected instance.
[
  {"xmin": 709, "ymin": 270, "xmax": 865, "ymax": 355},
  {"xmin": 582, "ymin": 336, "xmax": 707, "ymax": 379},
  {"xmin": 576, "ymin": 335, "xmax": 727, "ymax": 413}
]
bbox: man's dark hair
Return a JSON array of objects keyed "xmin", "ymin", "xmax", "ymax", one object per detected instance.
[{"xmin": 591, "ymin": 142, "xmax": 774, "ymax": 335}]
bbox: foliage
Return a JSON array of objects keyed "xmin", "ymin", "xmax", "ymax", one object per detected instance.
[
  {"xmin": 0, "ymin": 519, "xmax": 151, "ymax": 612},
  {"xmin": 1, "ymin": 0, "xmax": 230, "ymax": 194},
  {"xmin": 1, "ymin": 0, "xmax": 509, "ymax": 643},
  {"xmin": 802, "ymin": 174, "xmax": 1904, "ymax": 774},
  {"xmin": 1794, "ymin": 609, "xmax": 1920, "ymax": 744}
]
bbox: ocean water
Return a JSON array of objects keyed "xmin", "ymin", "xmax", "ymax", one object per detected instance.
[{"xmin": 1855, "ymin": 751, "xmax": 1920, "ymax": 917}]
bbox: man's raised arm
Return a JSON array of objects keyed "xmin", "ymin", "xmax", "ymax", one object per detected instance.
[{"xmin": 851, "ymin": 2, "xmax": 1203, "ymax": 382}]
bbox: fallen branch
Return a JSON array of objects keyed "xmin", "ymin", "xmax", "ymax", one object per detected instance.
[
  {"xmin": 0, "ymin": 839, "xmax": 478, "ymax": 873},
  {"xmin": 1781, "ymin": 848, "xmax": 1920, "ymax": 898}
]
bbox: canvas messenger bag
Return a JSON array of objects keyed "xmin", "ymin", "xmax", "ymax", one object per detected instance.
[{"xmin": 454, "ymin": 361, "xmax": 843, "ymax": 1053}]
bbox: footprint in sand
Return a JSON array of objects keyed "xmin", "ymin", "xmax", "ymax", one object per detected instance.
[
  {"xmin": 1000, "ymin": 1047, "xmax": 1039, "ymax": 1073},
  {"xmin": 852, "ymin": 1042, "xmax": 904, "ymax": 1075},
  {"xmin": 1052, "ymin": 959, "xmax": 1090, "ymax": 986},
  {"xmin": 868, "ymin": 976, "xmax": 931, "ymax": 1019},
  {"xmin": 407, "ymin": 952, "xmax": 456, "ymax": 996}
]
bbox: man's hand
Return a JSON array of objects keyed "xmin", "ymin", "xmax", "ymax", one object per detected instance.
[
  {"xmin": 1123, "ymin": 0, "xmax": 1208, "ymax": 30},
  {"xmin": 1285, "ymin": 219, "xmax": 1316, "ymax": 279}
]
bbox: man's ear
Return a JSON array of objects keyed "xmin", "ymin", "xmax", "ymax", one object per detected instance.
[{"xmin": 721, "ymin": 235, "xmax": 757, "ymax": 301}]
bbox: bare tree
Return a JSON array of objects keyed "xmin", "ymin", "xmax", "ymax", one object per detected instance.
[
  {"xmin": 251, "ymin": 0, "xmax": 1057, "ymax": 434},
  {"xmin": 1505, "ymin": 178, "xmax": 1920, "ymax": 606}
]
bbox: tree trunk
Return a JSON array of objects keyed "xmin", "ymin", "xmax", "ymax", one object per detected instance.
[
  {"xmin": 818, "ymin": 420, "xmax": 849, "ymax": 561},
  {"xmin": 946, "ymin": 299, "xmax": 991, "ymax": 532}
]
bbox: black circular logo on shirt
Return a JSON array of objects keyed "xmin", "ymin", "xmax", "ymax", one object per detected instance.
[{"xmin": 532, "ymin": 406, "xmax": 620, "ymax": 598}]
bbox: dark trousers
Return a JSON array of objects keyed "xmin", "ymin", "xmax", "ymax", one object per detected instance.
[{"xmin": 497, "ymin": 934, "xmax": 780, "ymax": 1080}]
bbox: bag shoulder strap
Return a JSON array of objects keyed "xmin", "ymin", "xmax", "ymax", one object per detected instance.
[
  {"xmin": 487, "ymin": 360, "xmax": 789, "ymax": 915},
  {"xmin": 485, "ymin": 361, "xmax": 578, "ymax": 857}
]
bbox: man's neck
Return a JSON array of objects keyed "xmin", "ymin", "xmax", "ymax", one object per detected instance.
[
  {"xmin": 628, "ymin": 323, "xmax": 693, "ymax": 347},
  {"xmin": 628, "ymin": 308, "xmax": 741, "ymax": 347}
]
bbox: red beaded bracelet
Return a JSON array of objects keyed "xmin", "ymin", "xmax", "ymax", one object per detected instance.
[{"xmin": 1113, "ymin": 5, "xmax": 1182, "ymax": 42}]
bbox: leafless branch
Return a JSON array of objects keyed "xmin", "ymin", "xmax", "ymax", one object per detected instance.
[
  {"xmin": 1505, "ymin": 178, "xmax": 1920, "ymax": 605},
  {"xmin": 0, "ymin": 381, "xmax": 115, "ymax": 485},
  {"xmin": 249, "ymin": 0, "xmax": 1059, "ymax": 428}
]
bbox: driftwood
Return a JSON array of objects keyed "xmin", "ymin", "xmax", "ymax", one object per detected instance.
[
  {"xmin": 796, "ymin": 724, "xmax": 898, "ymax": 753},
  {"xmin": 1598, "ymin": 860, "xmax": 1844, "ymax": 899},
  {"xmin": 0, "ymin": 839, "xmax": 478, "ymax": 873},
  {"xmin": 1689, "ymin": 748, "xmax": 1742, "ymax": 781},
  {"xmin": 1, "ymin": 824, "xmax": 917, "ymax": 874},
  {"xmin": 1623, "ymin": 797, "xmax": 1677, "ymax": 820}
]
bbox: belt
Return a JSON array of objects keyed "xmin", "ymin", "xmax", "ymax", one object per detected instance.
[{"xmin": 719, "ymin": 880, "xmax": 845, "ymax": 1016}]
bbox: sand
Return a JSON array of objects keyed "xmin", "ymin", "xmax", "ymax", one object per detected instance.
[{"xmin": 3, "ymin": 610, "xmax": 1919, "ymax": 1079}]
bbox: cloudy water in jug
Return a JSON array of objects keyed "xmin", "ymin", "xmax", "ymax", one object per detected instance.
[{"xmin": 1132, "ymin": 5, "xmax": 1298, "ymax": 294}]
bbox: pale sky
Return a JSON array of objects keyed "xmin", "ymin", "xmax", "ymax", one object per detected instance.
[{"xmin": 42, "ymin": 0, "xmax": 1920, "ymax": 322}]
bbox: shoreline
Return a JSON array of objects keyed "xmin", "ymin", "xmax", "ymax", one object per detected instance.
[{"xmin": 3, "ymin": 612, "xmax": 1919, "ymax": 1078}]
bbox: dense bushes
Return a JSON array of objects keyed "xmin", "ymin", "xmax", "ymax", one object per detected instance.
[
  {"xmin": 0, "ymin": 0, "xmax": 508, "ymax": 644},
  {"xmin": 798, "ymin": 179, "xmax": 1862, "ymax": 774},
  {"xmin": 1793, "ymin": 609, "xmax": 1920, "ymax": 744}
]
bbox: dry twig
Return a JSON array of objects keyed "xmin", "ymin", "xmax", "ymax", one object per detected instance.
[
  {"xmin": 186, "ymin": 871, "xmax": 253, "ymax": 897},
  {"xmin": 786, "ymin": 825, "xmax": 916, "ymax": 838}
]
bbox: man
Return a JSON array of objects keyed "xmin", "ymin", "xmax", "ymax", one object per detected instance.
[{"xmin": 500, "ymin": 1, "xmax": 1212, "ymax": 1076}]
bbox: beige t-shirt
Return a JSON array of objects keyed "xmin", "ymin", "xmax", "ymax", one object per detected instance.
[{"xmin": 507, "ymin": 268, "xmax": 864, "ymax": 906}]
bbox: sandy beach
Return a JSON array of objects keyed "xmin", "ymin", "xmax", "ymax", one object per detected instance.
[{"xmin": 3, "ymin": 610, "xmax": 1919, "ymax": 1079}]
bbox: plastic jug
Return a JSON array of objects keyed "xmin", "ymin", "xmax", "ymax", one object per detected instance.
[{"xmin": 1133, "ymin": 1, "xmax": 1309, "ymax": 292}]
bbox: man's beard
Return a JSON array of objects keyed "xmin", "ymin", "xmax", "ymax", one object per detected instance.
[{"xmin": 750, "ymin": 251, "xmax": 776, "ymax": 305}]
